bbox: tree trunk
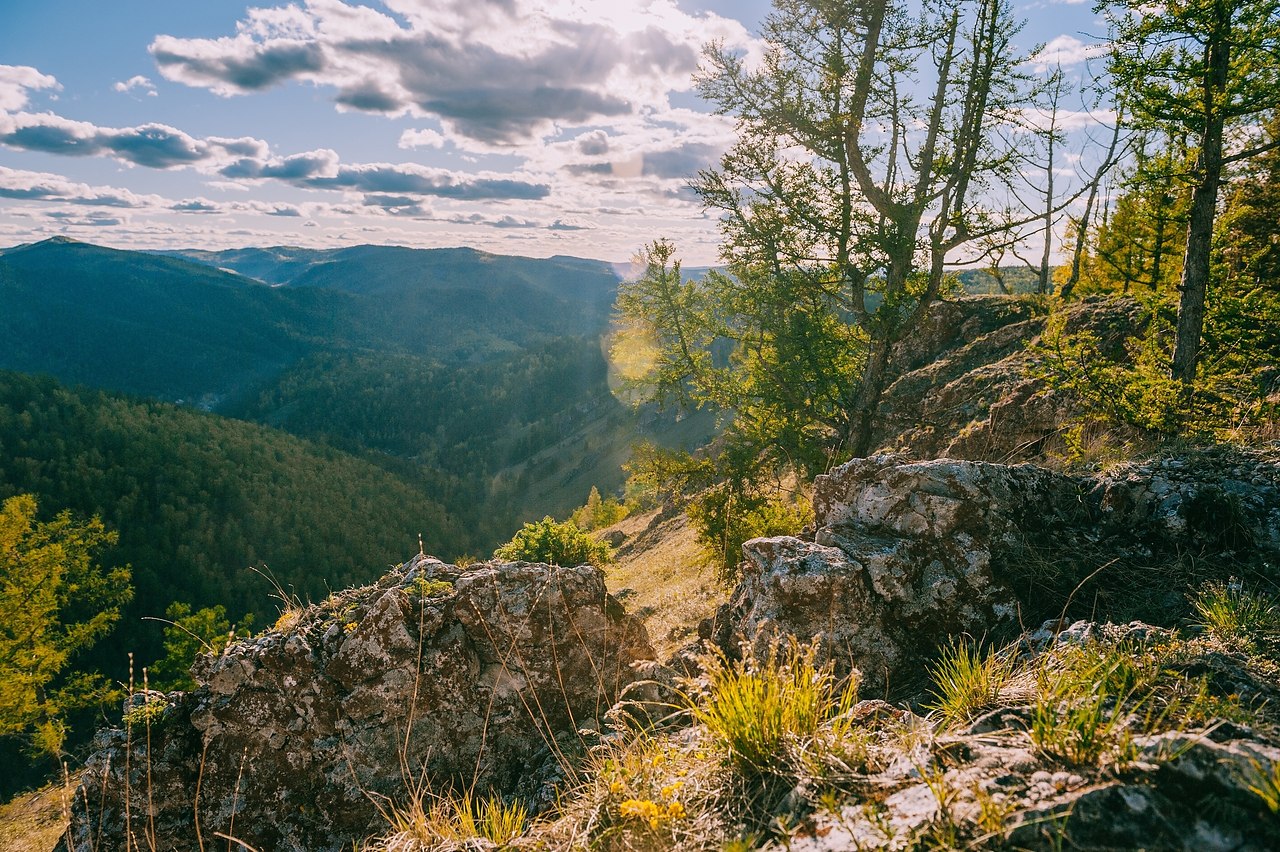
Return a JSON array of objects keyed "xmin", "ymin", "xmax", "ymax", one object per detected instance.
[
  {"xmin": 1170, "ymin": 13, "xmax": 1230, "ymax": 386},
  {"xmin": 849, "ymin": 336, "xmax": 893, "ymax": 457}
]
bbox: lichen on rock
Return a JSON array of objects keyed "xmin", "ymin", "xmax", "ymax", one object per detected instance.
[{"xmin": 61, "ymin": 555, "xmax": 654, "ymax": 852}]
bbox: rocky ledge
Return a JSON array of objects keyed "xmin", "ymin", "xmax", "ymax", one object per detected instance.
[
  {"xmin": 709, "ymin": 448, "xmax": 1280, "ymax": 695},
  {"xmin": 61, "ymin": 558, "xmax": 654, "ymax": 852}
]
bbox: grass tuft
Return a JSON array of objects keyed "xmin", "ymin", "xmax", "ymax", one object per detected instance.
[
  {"xmin": 926, "ymin": 638, "xmax": 1018, "ymax": 729},
  {"xmin": 1029, "ymin": 641, "xmax": 1151, "ymax": 767},
  {"xmin": 1192, "ymin": 580, "xmax": 1279, "ymax": 649},
  {"xmin": 380, "ymin": 789, "xmax": 528, "ymax": 851},
  {"xmin": 685, "ymin": 638, "xmax": 860, "ymax": 775}
]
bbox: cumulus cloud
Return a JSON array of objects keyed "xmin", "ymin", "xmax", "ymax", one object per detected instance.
[
  {"xmin": 220, "ymin": 150, "xmax": 549, "ymax": 200},
  {"xmin": 575, "ymin": 130, "xmax": 611, "ymax": 156},
  {"xmin": 149, "ymin": 0, "xmax": 757, "ymax": 146},
  {"xmin": 114, "ymin": 75, "xmax": 158, "ymax": 96},
  {"xmin": 0, "ymin": 166, "xmax": 156, "ymax": 207},
  {"xmin": 0, "ymin": 108, "xmax": 547, "ymax": 202},
  {"xmin": 399, "ymin": 127, "xmax": 446, "ymax": 149},
  {"xmin": 1030, "ymin": 35, "xmax": 1104, "ymax": 72},
  {"xmin": 0, "ymin": 65, "xmax": 60, "ymax": 111},
  {"xmin": 172, "ymin": 198, "xmax": 222, "ymax": 213},
  {"xmin": 47, "ymin": 211, "xmax": 125, "ymax": 227},
  {"xmin": 0, "ymin": 112, "xmax": 266, "ymax": 169}
]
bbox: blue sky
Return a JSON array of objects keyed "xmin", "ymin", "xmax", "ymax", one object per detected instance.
[{"xmin": 0, "ymin": 0, "xmax": 1101, "ymax": 263}]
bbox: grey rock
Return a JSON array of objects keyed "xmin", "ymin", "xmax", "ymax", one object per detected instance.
[
  {"xmin": 710, "ymin": 451, "xmax": 1280, "ymax": 694},
  {"xmin": 62, "ymin": 555, "xmax": 653, "ymax": 852}
]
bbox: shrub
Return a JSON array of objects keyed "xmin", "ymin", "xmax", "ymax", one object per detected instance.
[
  {"xmin": 687, "ymin": 487, "xmax": 812, "ymax": 581},
  {"xmin": 570, "ymin": 486, "xmax": 629, "ymax": 531},
  {"xmin": 493, "ymin": 516, "xmax": 613, "ymax": 566}
]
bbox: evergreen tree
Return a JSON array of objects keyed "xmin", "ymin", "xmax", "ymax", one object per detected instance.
[
  {"xmin": 1103, "ymin": 0, "xmax": 1280, "ymax": 384},
  {"xmin": 0, "ymin": 495, "xmax": 130, "ymax": 758}
]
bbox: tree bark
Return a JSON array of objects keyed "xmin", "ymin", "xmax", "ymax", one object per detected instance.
[
  {"xmin": 849, "ymin": 336, "xmax": 893, "ymax": 457},
  {"xmin": 1170, "ymin": 5, "xmax": 1230, "ymax": 386}
]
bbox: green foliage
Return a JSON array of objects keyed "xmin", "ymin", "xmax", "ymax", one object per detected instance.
[
  {"xmin": 927, "ymin": 639, "xmax": 1018, "ymax": 729},
  {"xmin": 493, "ymin": 517, "xmax": 613, "ymax": 567},
  {"xmin": 686, "ymin": 484, "xmax": 812, "ymax": 580},
  {"xmin": 1078, "ymin": 141, "xmax": 1190, "ymax": 297},
  {"xmin": 1103, "ymin": 0, "xmax": 1280, "ymax": 141},
  {"xmin": 1035, "ymin": 285, "xmax": 1276, "ymax": 442},
  {"xmin": 569, "ymin": 486, "xmax": 628, "ymax": 532},
  {"xmin": 624, "ymin": 442, "xmax": 811, "ymax": 579},
  {"xmin": 0, "ymin": 494, "xmax": 130, "ymax": 758},
  {"xmin": 0, "ymin": 370, "xmax": 461, "ymax": 674},
  {"xmin": 148, "ymin": 602, "xmax": 252, "ymax": 692},
  {"xmin": 407, "ymin": 577, "xmax": 454, "ymax": 599},
  {"xmin": 122, "ymin": 695, "xmax": 168, "ymax": 728},
  {"xmin": 685, "ymin": 639, "xmax": 860, "ymax": 775},
  {"xmin": 1191, "ymin": 581, "xmax": 1279, "ymax": 649}
]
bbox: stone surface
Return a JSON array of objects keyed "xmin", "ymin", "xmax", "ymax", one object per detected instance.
[
  {"xmin": 877, "ymin": 295, "xmax": 1145, "ymax": 462},
  {"xmin": 710, "ymin": 450, "xmax": 1280, "ymax": 693},
  {"xmin": 61, "ymin": 555, "xmax": 653, "ymax": 852}
]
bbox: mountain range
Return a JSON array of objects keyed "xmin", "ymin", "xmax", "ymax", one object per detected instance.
[{"xmin": 0, "ymin": 237, "xmax": 711, "ymax": 668}]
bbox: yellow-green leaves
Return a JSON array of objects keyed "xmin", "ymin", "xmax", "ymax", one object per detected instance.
[{"xmin": 0, "ymin": 494, "xmax": 131, "ymax": 757}]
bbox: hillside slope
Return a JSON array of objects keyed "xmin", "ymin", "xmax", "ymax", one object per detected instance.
[{"xmin": 0, "ymin": 370, "xmax": 467, "ymax": 672}]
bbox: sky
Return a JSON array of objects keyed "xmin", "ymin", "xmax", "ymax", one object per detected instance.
[{"xmin": 0, "ymin": 0, "xmax": 1102, "ymax": 264}]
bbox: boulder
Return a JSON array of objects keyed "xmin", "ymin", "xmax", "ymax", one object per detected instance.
[
  {"xmin": 62, "ymin": 555, "xmax": 653, "ymax": 852},
  {"xmin": 709, "ymin": 450, "xmax": 1280, "ymax": 693}
]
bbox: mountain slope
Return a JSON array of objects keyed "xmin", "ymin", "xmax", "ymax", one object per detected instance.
[
  {"xmin": 168, "ymin": 243, "xmax": 622, "ymax": 358},
  {"xmin": 0, "ymin": 370, "xmax": 467, "ymax": 671},
  {"xmin": 0, "ymin": 239, "xmax": 363, "ymax": 404}
]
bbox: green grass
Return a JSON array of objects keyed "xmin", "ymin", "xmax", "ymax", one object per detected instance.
[
  {"xmin": 382, "ymin": 790, "xmax": 528, "ymax": 850},
  {"xmin": 926, "ymin": 639, "xmax": 1018, "ymax": 729},
  {"xmin": 1029, "ymin": 642, "xmax": 1151, "ymax": 767},
  {"xmin": 1192, "ymin": 581, "xmax": 1279, "ymax": 648},
  {"xmin": 1243, "ymin": 759, "xmax": 1280, "ymax": 814},
  {"xmin": 686, "ymin": 638, "xmax": 859, "ymax": 775}
]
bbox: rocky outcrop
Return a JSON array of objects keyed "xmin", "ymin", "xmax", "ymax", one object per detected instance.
[
  {"xmin": 876, "ymin": 295, "xmax": 1144, "ymax": 461},
  {"xmin": 788, "ymin": 621, "xmax": 1280, "ymax": 852},
  {"xmin": 710, "ymin": 450, "xmax": 1280, "ymax": 694},
  {"xmin": 62, "ymin": 556, "xmax": 654, "ymax": 852}
]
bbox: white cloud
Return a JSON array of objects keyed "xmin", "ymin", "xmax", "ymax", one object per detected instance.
[
  {"xmin": 149, "ymin": 0, "xmax": 759, "ymax": 148},
  {"xmin": 114, "ymin": 75, "xmax": 158, "ymax": 96},
  {"xmin": 1030, "ymin": 35, "xmax": 1104, "ymax": 72},
  {"xmin": 399, "ymin": 128, "xmax": 445, "ymax": 149},
  {"xmin": 0, "ymin": 65, "xmax": 60, "ymax": 111},
  {"xmin": 0, "ymin": 166, "xmax": 160, "ymax": 207}
]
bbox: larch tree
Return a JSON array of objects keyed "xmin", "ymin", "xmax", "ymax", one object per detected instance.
[
  {"xmin": 0, "ymin": 494, "xmax": 131, "ymax": 758},
  {"xmin": 1103, "ymin": 0, "xmax": 1280, "ymax": 385},
  {"xmin": 640, "ymin": 0, "xmax": 1042, "ymax": 460}
]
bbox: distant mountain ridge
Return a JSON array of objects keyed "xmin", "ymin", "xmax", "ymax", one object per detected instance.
[
  {"xmin": 0, "ymin": 238, "xmax": 625, "ymax": 405},
  {"xmin": 0, "ymin": 236, "xmax": 711, "ymax": 545}
]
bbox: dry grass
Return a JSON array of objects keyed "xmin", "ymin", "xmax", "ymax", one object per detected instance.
[
  {"xmin": 602, "ymin": 509, "xmax": 727, "ymax": 658},
  {"xmin": 0, "ymin": 781, "xmax": 75, "ymax": 852}
]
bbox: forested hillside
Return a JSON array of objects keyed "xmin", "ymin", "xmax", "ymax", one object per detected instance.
[
  {"xmin": 0, "ymin": 370, "xmax": 467, "ymax": 673},
  {"xmin": 0, "ymin": 237, "xmax": 705, "ymax": 556}
]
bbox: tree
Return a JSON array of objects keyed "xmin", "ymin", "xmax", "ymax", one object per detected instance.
[
  {"xmin": 627, "ymin": 0, "xmax": 1040, "ymax": 463},
  {"xmin": 1082, "ymin": 133, "xmax": 1192, "ymax": 295},
  {"xmin": 1104, "ymin": 0, "xmax": 1280, "ymax": 385},
  {"xmin": 148, "ymin": 602, "xmax": 252, "ymax": 692},
  {"xmin": 0, "ymin": 494, "xmax": 131, "ymax": 758}
]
